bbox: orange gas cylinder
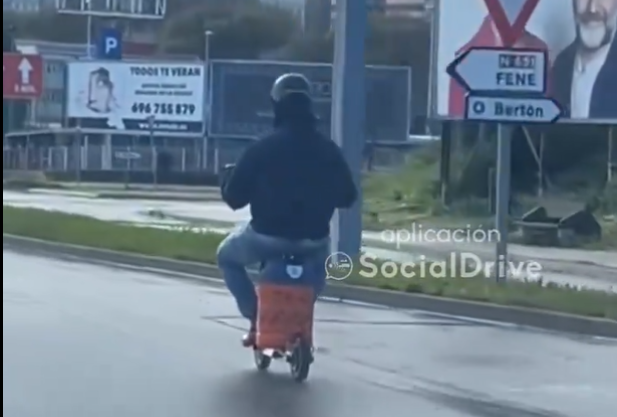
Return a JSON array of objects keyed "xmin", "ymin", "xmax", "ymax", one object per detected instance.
[{"xmin": 255, "ymin": 283, "xmax": 314, "ymax": 350}]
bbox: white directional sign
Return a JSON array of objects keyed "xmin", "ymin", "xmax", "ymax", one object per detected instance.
[
  {"xmin": 447, "ymin": 47, "xmax": 547, "ymax": 94},
  {"xmin": 115, "ymin": 151, "xmax": 140, "ymax": 159},
  {"xmin": 464, "ymin": 95, "xmax": 562, "ymax": 123}
]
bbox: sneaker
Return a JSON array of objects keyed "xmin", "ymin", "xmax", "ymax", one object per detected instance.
[{"xmin": 242, "ymin": 325, "xmax": 256, "ymax": 347}]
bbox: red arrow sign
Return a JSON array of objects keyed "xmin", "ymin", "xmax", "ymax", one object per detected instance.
[
  {"xmin": 3, "ymin": 53, "xmax": 43, "ymax": 99},
  {"xmin": 483, "ymin": 0, "xmax": 540, "ymax": 47}
]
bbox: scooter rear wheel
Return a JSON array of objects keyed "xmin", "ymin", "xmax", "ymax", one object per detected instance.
[
  {"xmin": 289, "ymin": 339, "xmax": 312, "ymax": 382},
  {"xmin": 254, "ymin": 349, "xmax": 272, "ymax": 371}
]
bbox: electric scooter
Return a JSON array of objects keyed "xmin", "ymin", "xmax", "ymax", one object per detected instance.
[{"xmin": 251, "ymin": 253, "xmax": 321, "ymax": 382}]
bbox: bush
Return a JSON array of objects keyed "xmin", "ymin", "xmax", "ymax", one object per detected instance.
[{"xmin": 160, "ymin": 2, "xmax": 296, "ymax": 59}]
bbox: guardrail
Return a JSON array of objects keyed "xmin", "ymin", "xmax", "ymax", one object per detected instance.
[{"xmin": 3, "ymin": 141, "xmax": 432, "ymax": 175}]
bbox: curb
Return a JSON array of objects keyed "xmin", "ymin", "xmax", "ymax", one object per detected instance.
[
  {"xmin": 20, "ymin": 189, "xmax": 217, "ymax": 202},
  {"xmin": 95, "ymin": 193, "xmax": 219, "ymax": 202},
  {"xmin": 3, "ymin": 234, "xmax": 616, "ymax": 339},
  {"xmin": 27, "ymin": 189, "xmax": 99, "ymax": 198}
]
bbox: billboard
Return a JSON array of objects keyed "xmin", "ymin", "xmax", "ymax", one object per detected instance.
[
  {"xmin": 434, "ymin": 0, "xmax": 617, "ymax": 123},
  {"xmin": 209, "ymin": 60, "xmax": 411, "ymax": 141},
  {"xmin": 55, "ymin": 0, "xmax": 166, "ymax": 19},
  {"xmin": 66, "ymin": 61, "xmax": 205, "ymax": 133}
]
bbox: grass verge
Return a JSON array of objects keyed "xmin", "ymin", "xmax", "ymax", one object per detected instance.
[
  {"xmin": 362, "ymin": 148, "xmax": 439, "ymax": 229},
  {"xmin": 3, "ymin": 179, "xmax": 65, "ymax": 190},
  {"xmin": 3, "ymin": 206, "xmax": 616, "ymax": 320}
]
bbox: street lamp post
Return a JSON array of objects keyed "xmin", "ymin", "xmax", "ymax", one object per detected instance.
[
  {"xmin": 609, "ymin": 126, "xmax": 614, "ymax": 184},
  {"xmin": 85, "ymin": 0, "xmax": 93, "ymax": 58},
  {"xmin": 203, "ymin": 30, "xmax": 214, "ymax": 171},
  {"xmin": 204, "ymin": 30, "xmax": 213, "ymax": 63},
  {"xmin": 148, "ymin": 115, "xmax": 156, "ymax": 186},
  {"xmin": 75, "ymin": 121, "xmax": 82, "ymax": 183}
]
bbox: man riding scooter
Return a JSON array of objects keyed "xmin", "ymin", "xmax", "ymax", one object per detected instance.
[{"xmin": 217, "ymin": 73, "xmax": 358, "ymax": 346}]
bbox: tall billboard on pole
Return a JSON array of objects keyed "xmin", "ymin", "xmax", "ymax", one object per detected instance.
[
  {"xmin": 65, "ymin": 61, "xmax": 206, "ymax": 133},
  {"xmin": 208, "ymin": 60, "xmax": 412, "ymax": 141},
  {"xmin": 433, "ymin": 0, "xmax": 617, "ymax": 123}
]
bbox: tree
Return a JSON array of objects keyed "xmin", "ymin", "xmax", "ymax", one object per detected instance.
[
  {"xmin": 4, "ymin": 1, "xmax": 297, "ymax": 59},
  {"xmin": 282, "ymin": 15, "xmax": 431, "ymax": 66},
  {"xmin": 159, "ymin": 2, "xmax": 297, "ymax": 59},
  {"xmin": 4, "ymin": 11, "xmax": 89, "ymax": 43}
]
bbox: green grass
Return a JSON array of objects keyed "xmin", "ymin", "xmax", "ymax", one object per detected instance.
[
  {"xmin": 362, "ymin": 149, "xmax": 439, "ymax": 229},
  {"xmin": 595, "ymin": 182, "xmax": 617, "ymax": 249},
  {"xmin": 362, "ymin": 151, "xmax": 617, "ymax": 250},
  {"xmin": 584, "ymin": 219, "xmax": 617, "ymax": 250},
  {"xmin": 3, "ymin": 179, "xmax": 65, "ymax": 190},
  {"xmin": 3, "ymin": 206, "xmax": 222, "ymax": 263},
  {"xmin": 3, "ymin": 179, "xmax": 219, "ymax": 201},
  {"xmin": 4, "ymin": 206, "xmax": 617, "ymax": 320},
  {"xmin": 362, "ymin": 145, "xmax": 493, "ymax": 231}
]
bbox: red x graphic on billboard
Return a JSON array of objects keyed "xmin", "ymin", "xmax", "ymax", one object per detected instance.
[{"xmin": 483, "ymin": 0, "xmax": 540, "ymax": 46}]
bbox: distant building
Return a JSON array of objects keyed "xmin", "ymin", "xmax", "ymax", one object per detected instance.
[
  {"xmin": 301, "ymin": 0, "xmax": 430, "ymax": 34},
  {"xmin": 267, "ymin": 0, "xmax": 430, "ymax": 15},
  {"xmin": 378, "ymin": 0, "xmax": 429, "ymax": 18},
  {"xmin": 4, "ymin": 0, "xmax": 165, "ymax": 16},
  {"xmin": 3, "ymin": 0, "xmax": 47, "ymax": 12}
]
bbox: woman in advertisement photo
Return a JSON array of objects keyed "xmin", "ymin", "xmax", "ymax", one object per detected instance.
[
  {"xmin": 86, "ymin": 67, "xmax": 118, "ymax": 114},
  {"xmin": 438, "ymin": 0, "xmax": 617, "ymax": 121},
  {"xmin": 72, "ymin": 66, "xmax": 125, "ymax": 129}
]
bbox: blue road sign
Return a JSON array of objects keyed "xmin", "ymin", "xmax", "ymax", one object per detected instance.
[{"xmin": 96, "ymin": 28, "xmax": 122, "ymax": 60}]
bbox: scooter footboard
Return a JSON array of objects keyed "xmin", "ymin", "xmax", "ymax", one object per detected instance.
[{"xmin": 255, "ymin": 284, "xmax": 314, "ymax": 350}]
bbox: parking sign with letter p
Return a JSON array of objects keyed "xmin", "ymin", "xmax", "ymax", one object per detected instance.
[{"xmin": 97, "ymin": 27, "xmax": 122, "ymax": 60}]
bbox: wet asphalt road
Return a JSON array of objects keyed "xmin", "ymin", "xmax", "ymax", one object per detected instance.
[{"xmin": 3, "ymin": 251, "xmax": 616, "ymax": 417}]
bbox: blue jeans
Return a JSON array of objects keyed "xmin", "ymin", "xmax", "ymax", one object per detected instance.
[{"xmin": 217, "ymin": 223, "xmax": 329, "ymax": 323}]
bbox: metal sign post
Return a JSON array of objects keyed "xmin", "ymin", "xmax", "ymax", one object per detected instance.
[
  {"xmin": 495, "ymin": 123, "xmax": 512, "ymax": 279},
  {"xmin": 330, "ymin": 0, "xmax": 366, "ymax": 258},
  {"xmin": 115, "ymin": 151, "xmax": 140, "ymax": 189},
  {"xmin": 609, "ymin": 126, "xmax": 615, "ymax": 184},
  {"xmin": 447, "ymin": 0, "xmax": 561, "ymax": 281}
]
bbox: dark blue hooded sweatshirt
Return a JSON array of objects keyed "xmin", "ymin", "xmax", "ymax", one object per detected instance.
[{"xmin": 220, "ymin": 93, "xmax": 357, "ymax": 240}]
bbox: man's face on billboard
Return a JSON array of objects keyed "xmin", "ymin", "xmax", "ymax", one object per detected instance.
[{"xmin": 574, "ymin": 0, "xmax": 617, "ymax": 49}]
